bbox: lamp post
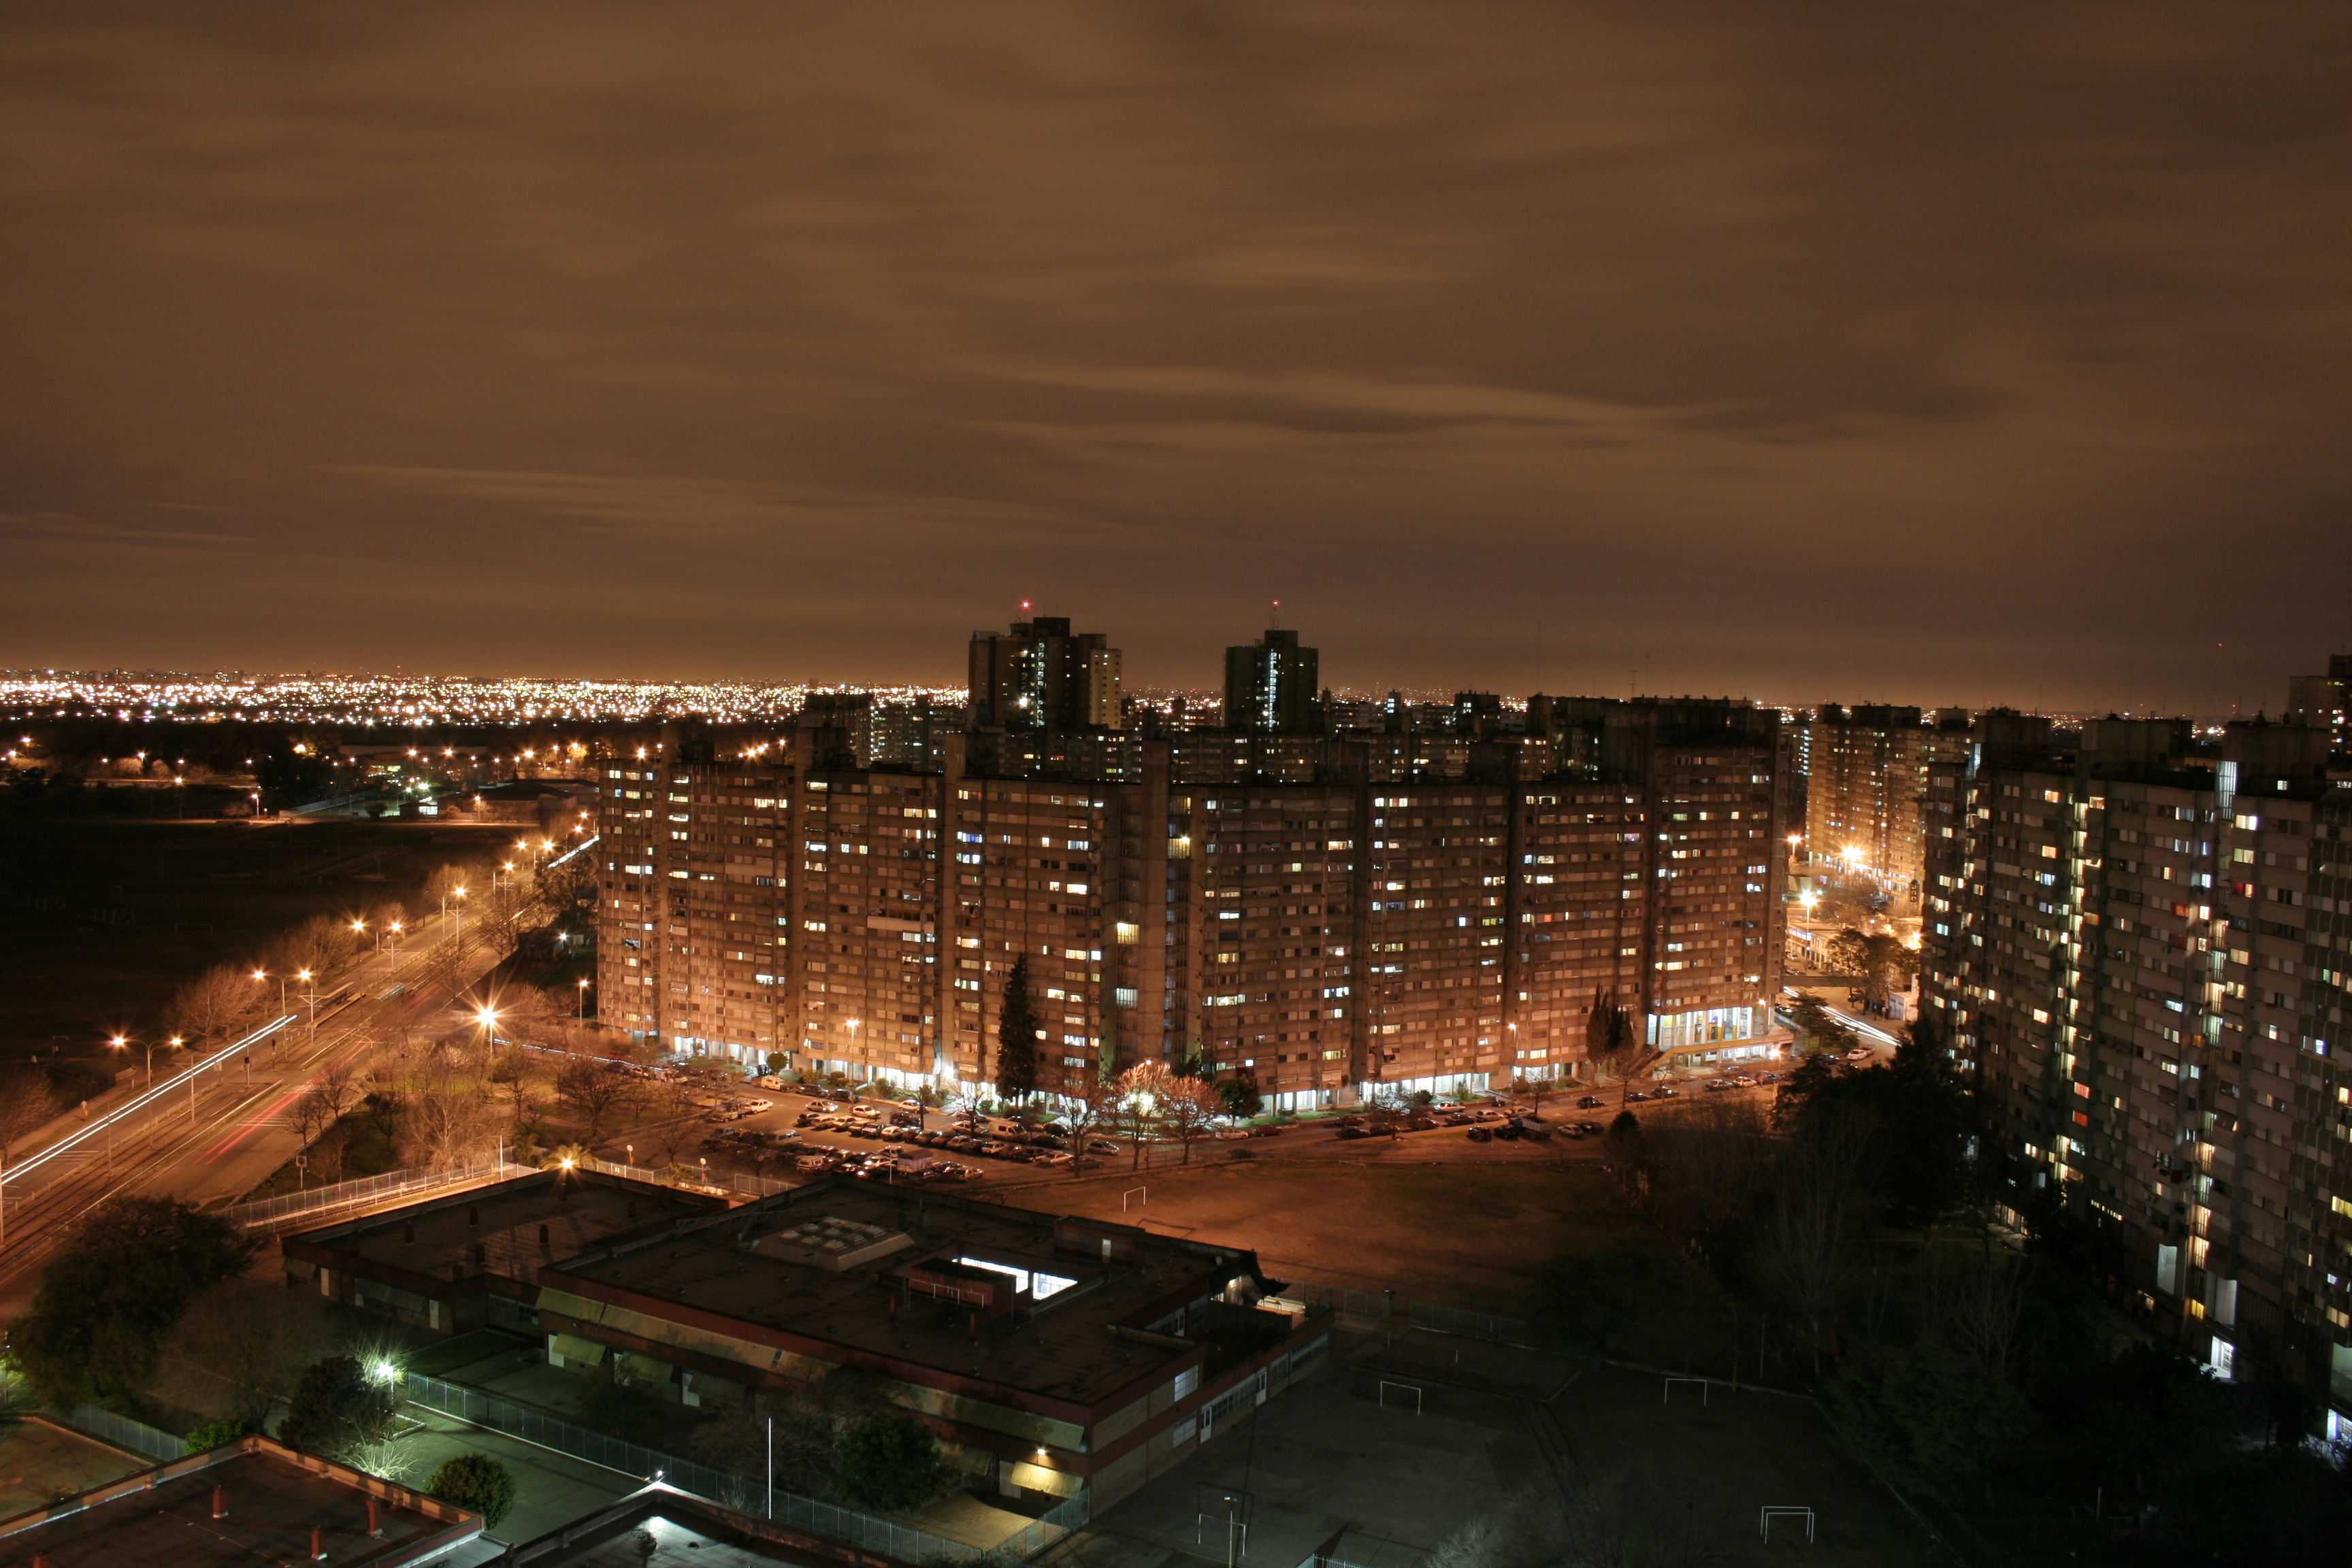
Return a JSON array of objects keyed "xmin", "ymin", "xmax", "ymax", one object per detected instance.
[
  {"xmin": 299, "ymin": 968, "xmax": 317, "ymax": 1045},
  {"xmin": 576, "ymin": 978, "xmax": 591, "ymax": 1020}
]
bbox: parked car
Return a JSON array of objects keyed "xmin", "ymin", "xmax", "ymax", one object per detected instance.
[
  {"xmin": 1245, "ymin": 1124, "xmax": 1284, "ymax": 1138},
  {"xmin": 1467, "ymin": 1126, "xmax": 1494, "ymax": 1143},
  {"xmin": 1576, "ymin": 1095, "xmax": 1605, "ymax": 1109},
  {"xmin": 1335, "ymin": 1126, "xmax": 1370, "ymax": 1141},
  {"xmin": 1624, "ymin": 1090, "xmax": 1652, "ymax": 1104},
  {"xmin": 1404, "ymin": 1115, "xmax": 1439, "ymax": 1132}
]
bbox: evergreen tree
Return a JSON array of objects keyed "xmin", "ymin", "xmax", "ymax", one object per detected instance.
[
  {"xmin": 426, "ymin": 1454, "xmax": 517, "ymax": 1529},
  {"xmin": 995, "ymin": 956, "xmax": 1041, "ymax": 1101},
  {"xmin": 12, "ymin": 1197, "xmax": 257, "ymax": 1407}
]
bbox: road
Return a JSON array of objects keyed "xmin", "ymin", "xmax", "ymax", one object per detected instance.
[{"xmin": 0, "ymin": 907, "xmax": 526, "ymax": 1318}]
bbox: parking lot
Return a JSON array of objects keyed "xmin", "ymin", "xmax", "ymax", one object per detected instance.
[
  {"xmin": 634, "ymin": 1057, "xmax": 1816, "ymax": 1194},
  {"xmin": 651, "ymin": 1082, "xmax": 1128, "ymax": 1192}
]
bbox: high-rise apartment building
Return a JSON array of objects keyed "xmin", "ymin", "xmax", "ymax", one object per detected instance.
[
  {"xmin": 1223, "ymin": 629, "xmax": 1320, "ymax": 734},
  {"xmin": 1923, "ymin": 698, "xmax": 2352, "ymax": 1420},
  {"xmin": 1802, "ymin": 703, "xmax": 1944, "ymax": 897},
  {"xmin": 598, "ymin": 641, "xmax": 1790, "ymax": 1108},
  {"xmin": 968, "ymin": 615, "xmax": 1122, "ymax": 732},
  {"xmin": 2288, "ymin": 653, "xmax": 2352, "ymax": 752}
]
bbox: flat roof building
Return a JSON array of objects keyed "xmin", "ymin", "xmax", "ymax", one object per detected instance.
[
  {"xmin": 534, "ymin": 1177, "xmax": 1326, "ymax": 1513},
  {"xmin": 0, "ymin": 1435, "xmax": 483, "ymax": 1567},
  {"xmin": 283, "ymin": 1167, "xmax": 733, "ymax": 1339}
]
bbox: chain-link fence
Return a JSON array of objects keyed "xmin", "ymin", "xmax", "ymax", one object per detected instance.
[
  {"xmin": 221, "ymin": 1160, "xmax": 536, "ymax": 1233},
  {"xmin": 404, "ymin": 1373, "xmax": 1084, "ymax": 1559},
  {"xmin": 1407, "ymin": 1301, "xmax": 1533, "ymax": 1347},
  {"xmin": 68, "ymin": 1404, "xmax": 186, "ymax": 1462}
]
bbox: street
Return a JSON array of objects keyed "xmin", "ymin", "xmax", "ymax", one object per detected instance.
[{"xmin": 0, "ymin": 905, "xmax": 525, "ymax": 1317}]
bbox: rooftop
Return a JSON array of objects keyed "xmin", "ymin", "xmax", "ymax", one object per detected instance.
[
  {"xmin": 0, "ymin": 1437, "xmax": 478, "ymax": 1567},
  {"xmin": 542, "ymin": 1181, "xmax": 1279, "ymax": 1410},
  {"xmin": 286, "ymin": 1168, "xmax": 733, "ymax": 1292}
]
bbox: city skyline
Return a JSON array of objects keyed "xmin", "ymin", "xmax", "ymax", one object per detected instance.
[{"xmin": 5, "ymin": 6, "xmax": 2350, "ymax": 706}]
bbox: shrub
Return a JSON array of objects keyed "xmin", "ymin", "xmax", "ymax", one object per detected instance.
[
  {"xmin": 832, "ymin": 1414, "xmax": 953, "ymax": 1513},
  {"xmin": 276, "ymin": 1356, "xmax": 395, "ymax": 1463},
  {"xmin": 184, "ymin": 1416, "xmax": 259, "ymax": 1451},
  {"xmin": 427, "ymin": 1453, "xmax": 517, "ymax": 1528}
]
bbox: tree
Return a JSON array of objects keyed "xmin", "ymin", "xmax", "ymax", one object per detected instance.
[
  {"xmin": 426, "ymin": 1454, "xmax": 516, "ymax": 1529},
  {"xmin": 154, "ymin": 1278, "xmax": 338, "ymax": 1436},
  {"xmin": 488, "ymin": 1047, "xmax": 535, "ymax": 1125},
  {"xmin": 1584, "ymin": 987, "xmax": 1637, "ymax": 1071},
  {"xmin": 832, "ymin": 1414, "xmax": 952, "ymax": 1513},
  {"xmin": 994, "ymin": 956, "xmax": 1041, "ymax": 1101},
  {"xmin": 0, "ymin": 1063, "xmax": 57, "ymax": 1162},
  {"xmin": 1599, "ymin": 1111, "xmax": 1647, "ymax": 1202},
  {"xmin": 1820, "ymin": 1343, "xmax": 2030, "ymax": 1509},
  {"xmin": 12, "ymin": 1197, "xmax": 258, "ymax": 1407},
  {"xmin": 1785, "ymin": 993, "xmax": 1859, "ymax": 1058},
  {"xmin": 289, "ymin": 1062, "xmax": 363, "ymax": 1177},
  {"xmin": 277, "ymin": 1355, "xmax": 396, "ymax": 1464},
  {"xmin": 1823, "ymin": 928, "xmax": 1920, "ymax": 1012},
  {"xmin": 695, "ymin": 1392, "xmax": 834, "ymax": 1498},
  {"xmin": 1062, "ymin": 1074, "xmax": 1125, "ymax": 1175},
  {"xmin": 1748, "ymin": 1102, "xmax": 1880, "ymax": 1378},
  {"xmin": 1216, "ymin": 1073, "xmax": 1263, "ymax": 1119},
  {"xmin": 555, "ymin": 1058, "xmax": 640, "ymax": 1145},
  {"xmin": 167, "ymin": 963, "xmax": 258, "ymax": 1047},
  {"xmin": 1158, "ymin": 1071, "xmax": 1222, "ymax": 1164}
]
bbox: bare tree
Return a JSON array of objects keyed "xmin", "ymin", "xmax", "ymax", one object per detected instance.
[
  {"xmin": 555, "ymin": 1059, "xmax": 640, "ymax": 1147},
  {"xmin": 1060, "ymin": 1075, "xmax": 1125, "ymax": 1175},
  {"xmin": 1157, "ymin": 1072, "xmax": 1222, "ymax": 1164},
  {"xmin": 0, "ymin": 1065, "xmax": 56, "ymax": 1165},
  {"xmin": 154, "ymin": 1279, "xmax": 339, "ymax": 1433},
  {"xmin": 289, "ymin": 1063, "xmax": 363, "ymax": 1160},
  {"xmin": 167, "ymin": 964, "xmax": 258, "ymax": 1047},
  {"xmin": 1750, "ymin": 1102, "xmax": 1881, "ymax": 1378},
  {"xmin": 487, "ymin": 1047, "xmax": 535, "ymax": 1126}
]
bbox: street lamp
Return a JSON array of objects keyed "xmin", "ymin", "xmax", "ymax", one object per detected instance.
[
  {"xmin": 576, "ymin": 978, "xmax": 591, "ymax": 1020},
  {"xmin": 298, "ymin": 968, "xmax": 317, "ymax": 1042},
  {"xmin": 253, "ymin": 968, "xmax": 288, "ymax": 1013}
]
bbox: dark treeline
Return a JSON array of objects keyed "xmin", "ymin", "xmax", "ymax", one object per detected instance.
[{"xmin": 1527, "ymin": 1020, "xmax": 2352, "ymax": 1565}]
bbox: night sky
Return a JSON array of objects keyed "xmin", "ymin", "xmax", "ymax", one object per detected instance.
[{"xmin": 3, "ymin": 3, "xmax": 2349, "ymax": 712}]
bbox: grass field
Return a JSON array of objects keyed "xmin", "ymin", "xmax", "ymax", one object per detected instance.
[{"xmin": 0, "ymin": 817, "xmax": 519, "ymax": 1062}]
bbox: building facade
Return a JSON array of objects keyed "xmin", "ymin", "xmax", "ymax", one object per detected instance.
[
  {"xmin": 1222, "ymin": 629, "xmax": 1320, "ymax": 735},
  {"xmin": 1923, "ymin": 706, "xmax": 2352, "ymax": 1422},
  {"xmin": 968, "ymin": 615, "xmax": 1122, "ymax": 732},
  {"xmin": 598, "ymin": 647, "xmax": 1790, "ymax": 1102},
  {"xmin": 1802, "ymin": 703, "xmax": 1937, "ymax": 897}
]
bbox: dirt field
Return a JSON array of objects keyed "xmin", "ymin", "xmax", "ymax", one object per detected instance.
[{"xmin": 996, "ymin": 1158, "xmax": 1659, "ymax": 1312}]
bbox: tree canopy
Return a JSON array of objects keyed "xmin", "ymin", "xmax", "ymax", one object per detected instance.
[
  {"xmin": 994, "ymin": 956, "xmax": 1040, "ymax": 1100},
  {"xmin": 12, "ymin": 1197, "xmax": 258, "ymax": 1407}
]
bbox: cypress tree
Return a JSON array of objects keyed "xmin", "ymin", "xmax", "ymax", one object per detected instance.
[{"xmin": 996, "ymin": 955, "xmax": 1041, "ymax": 1101}]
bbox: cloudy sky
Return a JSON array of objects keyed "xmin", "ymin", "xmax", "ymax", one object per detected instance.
[{"xmin": 3, "ymin": 2, "xmax": 2347, "ymax": 712}]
